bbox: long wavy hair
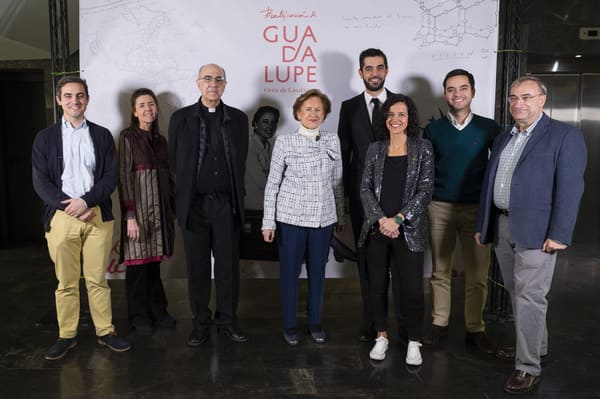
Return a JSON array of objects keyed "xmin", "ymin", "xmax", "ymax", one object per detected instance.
[{"xmin": 375, "ymin": 94, "xmax": 421, "ymax": 140}]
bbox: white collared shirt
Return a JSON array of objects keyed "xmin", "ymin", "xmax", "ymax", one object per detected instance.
[
  {"xmin": 364, "ymin": 90, "xmax": 388, "ymax": 122},
  {"xmin": 61, "ymin": 117, "xmax": 95, "ymax": 198},
  {"xmin": 447, "ymin": 111, "xmax": 474, "ymax": 131}
]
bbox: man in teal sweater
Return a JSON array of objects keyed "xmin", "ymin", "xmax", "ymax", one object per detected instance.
[{"xmin": 423, "ymin": 69, "xmax": 500, "ymax": 353}]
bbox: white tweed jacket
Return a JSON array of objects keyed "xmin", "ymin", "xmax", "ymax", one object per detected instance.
[{"xmin": 262, "ymin": 130, "xmax": 344, "ymax": 230}]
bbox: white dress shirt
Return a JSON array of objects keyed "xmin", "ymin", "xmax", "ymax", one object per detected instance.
[{"xmin": 61, "ymin": 118, "xmax": 95, "ymax": 198}]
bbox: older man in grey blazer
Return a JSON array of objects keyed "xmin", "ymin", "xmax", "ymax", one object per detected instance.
[{"xmin": 475, "ymin": 76, "xmax": 586, "ymax": 394}]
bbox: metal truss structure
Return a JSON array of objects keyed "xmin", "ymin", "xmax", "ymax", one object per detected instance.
[
  {"xmin": 48, "ymin": 0, "xmax": 70, "ymax": 122},
  {"xmin": 488, "ymin": 0, "xmax": 525, "ymax": 317}
]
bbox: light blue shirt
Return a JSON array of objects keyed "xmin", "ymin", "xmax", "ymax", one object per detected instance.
[
  {"xmin": 493, "ymin": 113, "xmax": 544, "ymax": 210},
  {"xmin": 61, "ymin": 118, "xmax": 95, "ymax": 198}
]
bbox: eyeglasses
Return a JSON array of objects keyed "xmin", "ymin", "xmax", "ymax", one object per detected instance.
[
  {"xmin": 507, "ymin": 94, "xmax": 543, "ymax": 104},
  {"xmin": 385, "ymin": 112, "xmax": 408, "ymax": 119},
  {"xmin": 199, "ymin": 75, "xmax": 226, "ymax": 84}
]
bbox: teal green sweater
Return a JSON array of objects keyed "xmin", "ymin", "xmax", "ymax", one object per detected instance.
[{"xmin": 423, "ymin": 114, "xmax": 500, "ymax": 203}]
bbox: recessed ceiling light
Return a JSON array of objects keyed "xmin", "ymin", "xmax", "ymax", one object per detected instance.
[
  {"xmin": 575, "ymin": 54, "xmax": 583, "ymax": 58},
  {"xmin": 552, "ymin": 61, "xmax": 559, "ymax": 72}
]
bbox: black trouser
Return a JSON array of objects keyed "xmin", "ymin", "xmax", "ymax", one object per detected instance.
[
  {"xmin": 365, "ymin": 230, "xmax": 424, "ymax": 340},
  {"xmin": 126, "ymin": 261, "xmax": 169, "ymax": 327},
  {"xmin": 183, "ymin": 193, "xmax": 240, "ymax": 329},
  {"xmin": 349, "ymin": 191, "xmax": 406, "ymax": 331}
]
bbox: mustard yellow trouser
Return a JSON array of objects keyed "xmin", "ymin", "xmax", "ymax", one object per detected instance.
[
  {"xmin": 428, "ymin": 201, "xmax": 490, "ymax": 332},
  {"xmin": 46, "ymin": 208, "xmax": 115, "ymax": 338}
]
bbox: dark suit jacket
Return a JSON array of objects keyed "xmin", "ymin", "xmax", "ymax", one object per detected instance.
[
  {"xmin": 358, "ymin": 137, "xmax": 434, "ymax": 252},
  {"xmin": 475, "ymin": 113, "xmax": 587, "ymax": 248},
  {"xmin": 168, "ymin": 99, "xmax": 249, "ymax": 227},
  {"xmin": 338, "ymin": 89, "xmax": 395, "ymax": 196},
  {"xmin": 32, "ymin": 121, "xmax": 117, "ymax": 232}
]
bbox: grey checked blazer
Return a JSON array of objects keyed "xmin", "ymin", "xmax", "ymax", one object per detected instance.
[{"xmin": 262, "ymin": 130, "xmax": 344, "ymax": 230}]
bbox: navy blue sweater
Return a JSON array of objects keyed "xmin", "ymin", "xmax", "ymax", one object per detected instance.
[{"xmin": 32, "ymin": 121, "xmax": 117, "ymax": 231}]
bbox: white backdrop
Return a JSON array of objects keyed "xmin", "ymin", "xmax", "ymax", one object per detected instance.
[{"xmin": 79, "ymin": 0, "xmax": 500, "ymax": 278}]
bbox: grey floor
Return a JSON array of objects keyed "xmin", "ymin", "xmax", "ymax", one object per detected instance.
[{"xmin": 1, "ymin": 243, "xmax": 599, "ymax": 398}]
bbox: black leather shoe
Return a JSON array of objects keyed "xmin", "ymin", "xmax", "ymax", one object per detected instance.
[
  {"xmin": 187, "ymin": 327, "xmax": 210, "ymax": 347},
  {"xmin": 218, "ymin": 326, "xmax": 248, "ymax": 343},
  {"xmin": 465, "ymin": 331, "xmax": 496, "ymax": 355},
  {"xmin": 422, "ymin": 324, "xmax": 448, "ymax": 346},
  {"xmin": 309, "ymin": 324, "xmax": 326, "ymax": 343},
  {"xmin": 504, "ymin": 369, "xmax": 540, "ymax": 394},
  {"xmin": 283, "ymin": 328, "xmax": 300, "ymax": 346},
  {"xmin": 496, "ymin": 346, "xmax": 516, "ymax": 360},
  {"xmin": 496, "ymin": 346, "xmax": 548, "ymax": 364}
]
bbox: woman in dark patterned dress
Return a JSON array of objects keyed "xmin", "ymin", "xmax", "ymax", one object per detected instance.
[{"xmin": 118, "ymin": 88, "xmax": 176, "ymax": 335}]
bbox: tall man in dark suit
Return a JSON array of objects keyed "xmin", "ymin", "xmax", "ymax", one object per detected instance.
[
  {"xmin": 475, "ymin": 76, "xmax": 586, "ymax": 394},
  {"xmin": 338, "ymin": 48, "xmax": 403, "ymax": 342},
  {"xmin": 169, "ymin": 63, "xmax": 249, "ymax": 346}
]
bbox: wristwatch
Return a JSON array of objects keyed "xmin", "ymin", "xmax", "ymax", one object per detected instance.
[{"xmin": 394, "ymin": 215, "xmax": 404, "ymax": 225}]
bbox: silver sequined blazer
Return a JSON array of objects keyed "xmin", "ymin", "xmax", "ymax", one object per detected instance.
[{"xmin": 357, "ymin": 137, "xmax": 434, "ymax": 252}]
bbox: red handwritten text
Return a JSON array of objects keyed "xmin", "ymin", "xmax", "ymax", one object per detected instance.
[{"xmin": 260, "ymin": 6, "xmax": 317, "ymax": 20}]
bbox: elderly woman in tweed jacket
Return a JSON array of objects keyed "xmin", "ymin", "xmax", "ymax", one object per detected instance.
[{"xmin": 262, "ymin": 89, "xmax": 344, "ymax": 347}]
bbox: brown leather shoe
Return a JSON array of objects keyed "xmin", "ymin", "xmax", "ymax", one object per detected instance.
[
  {"xmin": 422, "ymin": 324, "xmax": 448, "ymax": 346},
  {"xmin": 465, "ymin": 331, "xmax": 496, "ymax": 355},
  {"xmin": 503, "ymin": 369, "xmax": 540, "ymax": 394}
]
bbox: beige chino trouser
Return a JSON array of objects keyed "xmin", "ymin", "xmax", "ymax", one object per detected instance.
[
  {"xmin": 46, "ymin": 208, "xmax": 115, "ymax": 338},
  {"xmin": 428, "ymin": 201, "xmax": 490, "ymax": 332}
]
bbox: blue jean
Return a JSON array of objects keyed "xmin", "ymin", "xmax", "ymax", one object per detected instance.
[{"xmin": 277, "ymin": 222, "xmax": 334, "ymax": 329}]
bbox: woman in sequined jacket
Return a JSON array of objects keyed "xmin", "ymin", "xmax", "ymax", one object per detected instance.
[{"xmin": 358, "ymin": 94, "xmax": 434, "ymax": 365}]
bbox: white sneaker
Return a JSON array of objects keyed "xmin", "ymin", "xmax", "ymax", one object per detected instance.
[
  {"xmin": 406, "ymin": 340, "xmax": 423, "ymax": 366},
  {"xmin": 369, "ymin": 336, "xmax": 389, "ymax": 360}
]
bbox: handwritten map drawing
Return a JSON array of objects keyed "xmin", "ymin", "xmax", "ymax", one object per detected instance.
[
  {"xmin": 414, "ymin": 0, "xmax": 498, "ymax": 47},
  {"xmin": 82, "ymin": 1, "xmax": 175, "ymax": 74}
]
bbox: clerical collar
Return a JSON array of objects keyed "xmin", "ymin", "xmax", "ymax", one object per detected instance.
[{"xmin": 199, "ymin": 99, "xmax": 221, "ymax": 113}]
